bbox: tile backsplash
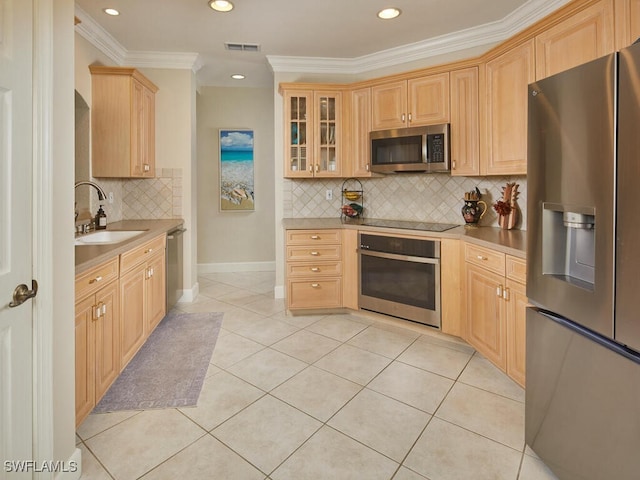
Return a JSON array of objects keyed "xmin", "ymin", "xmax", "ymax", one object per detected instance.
[
  {"xmin": 285, "ymin": 174, "xmax": 527, "ymax": 230},
  {"xmin": 89, "ymin": 168, "xmax": 183, "ymax": 222}
]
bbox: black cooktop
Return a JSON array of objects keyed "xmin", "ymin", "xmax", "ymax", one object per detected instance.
[{"xmin": 357, "ymin": 218, "xmax": 460, "ymax": 232}]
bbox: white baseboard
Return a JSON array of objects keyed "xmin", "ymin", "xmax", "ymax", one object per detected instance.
[
  {"xmin": 198, "ymin": 261, "xmax": 276, "ymax": 274},
  {"xmin": 177, "ymin": 282, "xmax": 199, "ymax": 303},
  {"xmin": 54, "ymin": 447, "xmax": 81, "ymax": 480},
  {"xmin": 274, "ymin": 285, "xmax": 285, "ymax": 299}
]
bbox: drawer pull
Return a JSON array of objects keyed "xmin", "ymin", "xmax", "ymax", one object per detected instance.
[
  {"xmin": 477, "ymin": 255, "xmax": 487, "ymax": 261},
  {"xmin": 311, "ymin": 283, "xmax": 320, "ymax": 288},
  {"xmin": 145, "ymin": 248, "xmax": 154, "ymax": 254},
  {"xmin": 503, "ymin": 288, "xmax": 510, "ymax": 301},
  {"xmin": 310, "ymin": 251, "xmax": 320, "ymax": 256},
  {"xmin": 310, "ymin": 235, "xmax": 320, "ymax": 240},
  {"xmin": 310, "ymin": 267, "xmax": 320, "ymax": 272},
  {"xmin": 496, "ymin": 284, "xmax": 503, "ymax": 297},
  {"xmin": 89, "ymin": 276, "xmax": 103, "ymax": 284}
]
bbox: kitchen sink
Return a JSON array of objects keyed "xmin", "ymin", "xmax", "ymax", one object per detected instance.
[{"xmin": 75, "ymin": 230, "xmax": 147, "ymax": 246}]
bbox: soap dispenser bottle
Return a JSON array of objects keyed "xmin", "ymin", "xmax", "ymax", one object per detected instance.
[{"xmin": 95, "ymin": 205, "xmax": 107, "ymax": 230}]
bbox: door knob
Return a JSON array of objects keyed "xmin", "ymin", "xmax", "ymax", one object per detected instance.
[{"xmin": 8, "ymin": 280, "xmax": 38, "ymax": 308}]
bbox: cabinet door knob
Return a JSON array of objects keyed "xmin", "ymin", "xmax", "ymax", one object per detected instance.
[
  {"xmin": 401, "ymin": 113, "xmax": 406, "ymax": 122},
  {"xmin": 503, "ymin": 288, "xmax": 510, "ymax": 301},
  {"xmin": 408, "ymin": 113, "xmax": 412, "ymax": 122},
  {"xmin": 143, "ymin": 164, "xmax": 150, "ymax": 172},
  {"xmin": 496, "ymin": 284, "xmax": 503, "ymax": 297},
  {"xmin": 452, "ymin": 160, "xmax": 457, "ymax": 170},
  {"xmin": 365, "ymin": 164, "xmax": 370, "ymax": 172}
]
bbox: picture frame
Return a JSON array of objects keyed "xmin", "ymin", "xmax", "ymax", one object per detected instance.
[{"xmin": 219, "ymin": 129, "xmax": 255, "ymax": 212}]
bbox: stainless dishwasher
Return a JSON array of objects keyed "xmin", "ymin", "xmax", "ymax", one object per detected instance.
[{"xmin": 166, "ymin": 225, "xmax": 186, "ymax": 311}]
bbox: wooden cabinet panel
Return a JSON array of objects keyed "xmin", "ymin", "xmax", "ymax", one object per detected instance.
[
  {"xmin": 506, "ymin": 278, "xmax": 527, "ymax": 387},
  {"xmin": 287, "ymin": 279, "xmax": 342, "ymax": 309},
  {"xmin": 286, "ymin": 229, "xmax": 341, "ymax": 245},
  {"xmin": 120, "ymin": 265, "xmax": 146, "ymax": 367},
  {"xmin": 371, "ymin": 73, "xmax": 449, "ymax": 130},
  {"xmin": 483, "ymin": 39, "xmax": 535, "ymax": 175},
  {"xmin": 349, "ymin": 87, "xmax": 374, "ymax": 177},
  {"xmin": 120, "ymin": 234, "xmax": 166, "ymax": 274},
  {"xmin": 287, "ymin": 261, "xmax": 342, "ymax": 277},
  {"xmin": 441, "ymin": 238, "xmax": 464, "ymax": 338},
  {"xmin": 146, "ymin": 251, "xmax": 167, "ymax": 332},
  {"xmin": 75, "ymin": 295, "xmax": 95, "ymax": 426},
  {"xmin": 615, "ymin": 0, "xmax": 640, "ymax": 49},
  {"xmin": 506, "ymin": 255, "xmax": 527, "ymax": 284},
  {"xmin": 286, "ymin": 245, "xmax": 342, "ymax": 262},
  {"xmin": 94, "ymin": 281, "xmax": 120, "ymax": 400},
  {"xmin": 464, "ymin": 243, "xmax": 506, "ymax": 275},
  {"xmin": 371, "ymin": 80, "xmax": 407, "ymax": 130},
  {"xmin": 341, "ymin": 229, "xmax": 359, "ymax": 310},
  {"xmin": 466, "ymin": 264, "xmax": 507, "ymax": 370},
  {"xmin": 408, "ymin": 73, "xmax": 450, "ymax": 125},
  {"xmin": 75, "ymin": 257, "xmax": 119, "ymax": 300},
  {"xmin": 450, "ymin": 67, "xmax": 480, "ymax": 176},
  {"xmin": 90, "ymin": 66, "xmax": 158, "ymax": 178},
  {"xmin": 536, "ymin": 0, "xmax": 615, "ymax": 80}
]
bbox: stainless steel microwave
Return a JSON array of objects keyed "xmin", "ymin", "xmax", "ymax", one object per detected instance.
[{"xmin": 370, "ymin": 124, "xmax": 450, "ymax": 173}]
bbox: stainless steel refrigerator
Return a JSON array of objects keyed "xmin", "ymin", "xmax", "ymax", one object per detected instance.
[{"xmin": 527, "ymin": 43, "xmax": 640, "ymax": 480}]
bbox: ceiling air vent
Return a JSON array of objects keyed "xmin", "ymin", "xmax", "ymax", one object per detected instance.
[{"xmin": 225, "ymin": 42, "xmax": 261, "ymax": 52}]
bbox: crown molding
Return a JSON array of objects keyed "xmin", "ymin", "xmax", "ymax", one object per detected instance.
[
  {"xmin": 74, "ymin": 5, "xmax": 201, "ymax": 72},
  {"xmin": 267, "ymin": 0, "xmax": 571, "ymax": 73}
]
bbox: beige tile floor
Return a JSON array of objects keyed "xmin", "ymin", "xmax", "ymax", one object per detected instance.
[{"xmin": 76, "ymin": 271, "xmax": 560, "ymax": 480}]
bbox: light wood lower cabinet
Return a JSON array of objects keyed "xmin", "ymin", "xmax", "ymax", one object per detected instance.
[
  {"xmin": 285, "ymin": 229, "xmax": 343, "ymax": 310},
  {"xmin": 120, "ymin": 234, "xmax": 166, "ymax": 366},
  {"xmin": 75, "ymin": 258, "xmax": 120, "ymax": 427},
  {"xmin": 464, "ymin": 243, "xmax": 527, "ymax": 387},
  {"xmin": 75, "ymin": 233, "xmax": 167, "ymax": 426}
]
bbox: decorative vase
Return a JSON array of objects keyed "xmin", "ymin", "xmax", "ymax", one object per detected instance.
[
  {"xmin": 495, "ymin": 183, "xmax": 520, "ymax": 230},
  {"xmin": 461, "ymin": 200, "xmax": 487, "ymax": 227}
]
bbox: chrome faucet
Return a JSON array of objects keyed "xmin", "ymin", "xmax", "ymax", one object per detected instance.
[{"xmin": 74, "ymin": 181, "xmax": 107, "ymax": 201}]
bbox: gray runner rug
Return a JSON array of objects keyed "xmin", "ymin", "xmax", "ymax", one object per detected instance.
[{"xmin": 93, "ymin": 310, "xmax": 223, "ymax": 413}]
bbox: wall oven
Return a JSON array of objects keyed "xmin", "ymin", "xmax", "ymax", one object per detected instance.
[{"xmin": 359, "ymin": 233, "xmax": 440, "ymax": 328}]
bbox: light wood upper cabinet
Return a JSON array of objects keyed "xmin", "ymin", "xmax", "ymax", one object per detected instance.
[
  {"xmin": 482, "ymin": 40, "xmax": 535, "ymax": 176},
  {"xmin": 536, "ymin": 0, "xmax": 615, "ymax": 80},
  {"xmin": 283, "ymin": 89, "xmax": 343, "ymax": 178},
  {"xmin": 348, "ymin": 87, "xmax": 374, "ymax": 177},
  {"xmin": 371, "ymin": 73, "xmax": 450, "ymax": 130},
  {"xmin": 90, "ymin": 66, "xmax": 158, "ymax": 178},
  {"xmin": 450, "ymin": 67, "xmax": 480, "ymax": 176},
  {"xmin": 615, "ymin": 0, "xmax": 640, "ymax": 49}
]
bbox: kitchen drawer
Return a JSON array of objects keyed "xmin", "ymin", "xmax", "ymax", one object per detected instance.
[
  {"xmin": 120, "ymin": 234, "xmax": 166, "ymax": 274},
  {"xmin": 506, "ymin": 255, "xmax": 526, "ymax": 284},
  {"xmin": 286, "ymin": 229, "xmax": 341, "ymax": 245},
  {"xmin": 464, "ymin": 242, "xmax": 505, "ymax": 275},
  {"xmin": 287, "ymin": 278, "xmax": 342, "ymax": 309},
  {"xmin": 286, "ymin": 245, "xmax": 342, "ymax": 262},
  {"xmin": 287, "ymin": 261, "xmax": 342, "ymax": 277},
  {"xmin": 75, "ymin": 257, "xmax": 119, "ymax": 301}
]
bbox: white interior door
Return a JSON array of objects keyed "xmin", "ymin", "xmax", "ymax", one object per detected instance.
[{"xmin": 0, "ymin": 0, "xmax": 34, "ymax": 476}]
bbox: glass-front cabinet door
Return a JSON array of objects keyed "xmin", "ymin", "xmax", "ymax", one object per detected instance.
[
  {"xmin": 314, "ymin": 91, "xmax": 342, "ymax": 177},
  {"xmin": 283, "ymin": 88, "xmax": 342, "ymax": 178},
  {"xmin": 284, "ymin": 91, "xmax": 312, "ymax": 177}
]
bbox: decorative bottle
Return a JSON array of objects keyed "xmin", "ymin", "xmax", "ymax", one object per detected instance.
[{"xmin": 95, "ymin": 205, "xmax": 107, "ymax": 230}]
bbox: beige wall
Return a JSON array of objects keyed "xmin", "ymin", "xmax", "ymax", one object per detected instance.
[{"xmin": 196, "ymin": 86, "xmax": 275, "ymax": 270}]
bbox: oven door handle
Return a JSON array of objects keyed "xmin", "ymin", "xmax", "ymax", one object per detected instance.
[{"xmin": 358, "ymin": 249, "xmax": 439, "ymax": 265}]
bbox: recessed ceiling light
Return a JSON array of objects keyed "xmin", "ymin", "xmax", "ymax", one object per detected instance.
[
  {"xmin": 377, "ymin": 7, "xmax": 401, "ymax": 20},
  {"xmin": 103, "ymin": 8, "xmax": 120, "ymax": 16},
  {"xmin": 209, "ymin": 0, "xmax": 234, "ymax": 12},
  {"xmin": 231, "ymin": 74, "xmax": 245, "ymax": 80}
]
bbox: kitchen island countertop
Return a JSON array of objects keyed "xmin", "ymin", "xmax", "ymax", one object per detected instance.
[
  {"xmin": 75, "ymin": 219, "xmax": 184, "ymax": 275},
  {"xmin": 282, "ymin": 217, "xmax": 526, "ymax": 258}
]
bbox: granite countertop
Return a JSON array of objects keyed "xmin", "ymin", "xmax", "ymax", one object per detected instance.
[
  {"xmin": 75, "ymin": 219, "xmax": 184, "ymax": 274},
  {"xmin": 282, "ymin": 217, "xmax": 526, "ymax": 258}
]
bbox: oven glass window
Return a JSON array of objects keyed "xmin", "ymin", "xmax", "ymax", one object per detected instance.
[{"xmin": 361, "ymin": 255, "xmax": 436, "ymax": 310}]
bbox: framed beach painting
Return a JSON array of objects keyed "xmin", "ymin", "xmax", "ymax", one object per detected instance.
[{"xmin": 219, "ymin": 129, "xmax": 255, "ymax": 211}]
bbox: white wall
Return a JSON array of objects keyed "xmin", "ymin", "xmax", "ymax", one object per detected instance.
[{"xmin": 196, "ymin": 86, "xmax": 275, "ymax": 272}]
